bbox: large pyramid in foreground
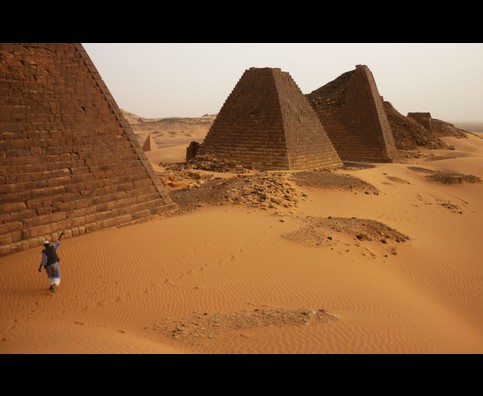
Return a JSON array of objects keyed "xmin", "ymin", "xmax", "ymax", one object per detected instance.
[
  {"xmin": 197, "ymin": 67, "xmax": 342, "ymax": 170},
  {"xmin": 307, "ymin": 65, "xmax": 397, "ymax": 162},
  {"xmin": 0, "ymin": 43, "xmax": 176, "ymax": 256}
]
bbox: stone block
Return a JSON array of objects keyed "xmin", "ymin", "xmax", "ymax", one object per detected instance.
[{"xmin": 29, "ymin": 223, "xmax": 53, "ymax": 238}]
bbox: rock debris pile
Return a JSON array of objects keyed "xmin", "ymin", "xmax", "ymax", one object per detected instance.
[
  {"xmin": 284, "ymin": 216, "xmax": 409, "ymax": 249},
  {"xmin": 152, "ymin": 308, "xmax": 337, "ymax": 344}
]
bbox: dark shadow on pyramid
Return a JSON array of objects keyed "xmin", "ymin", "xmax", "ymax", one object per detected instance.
[
  {"xmin": 198, "ymin": 67, "xmax": 342, "ymax": 170},
  {"xmin": 307, "ymin": 65, "xmax": 397, "ymax": 163},
  {"xmin": 0, "ymin": 43, "xmax": 176, "ymax": 256}
]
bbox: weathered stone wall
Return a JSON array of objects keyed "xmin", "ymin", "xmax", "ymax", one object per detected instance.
[
  {"xmin": 198, "ymin": 67, "xmax": 341, "ymax": 170},
  {"xmin": 407, "ymin": 112, "xmax": 433, "ymax": 132},
  {"xmin": 186, "ymin": 141, "xmax": 200, "ymax": 162},
  {"xmin": 0, "ymin": 43, "xmax": 176, "ymax": 256},
  {"xmin": 307, "ymin": 65, "xmax": 397, "ymax": 162}
]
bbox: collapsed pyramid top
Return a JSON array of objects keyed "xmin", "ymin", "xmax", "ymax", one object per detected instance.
[
  {"xmin": 407, "ymin": 112, "xmax": 433, "ymax": 132},
  {"xmin": 307, "ymin": 65, "xmax": 397, "ymax": 163},
  {"xmin": 198, "ymin": 67, "xmax": 342, "ymax": 170},
  {"xmin": 0, "ymin": 43, "xmax": 175, "ymax": 256}
]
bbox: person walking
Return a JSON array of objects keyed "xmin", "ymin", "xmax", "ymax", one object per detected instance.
[{"xmin": 38, "ymin": 231, "xmax": 64, "ymax": 292}]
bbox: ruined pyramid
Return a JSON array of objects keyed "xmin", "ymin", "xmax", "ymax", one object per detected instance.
[
  {"xmin": 197, "ymin": 67, "xmax": 342, "ymax": 170},
  {"xmin": 384, "ymin": 102, "xmax": 447, "ymax": 149},
  {"xmin": 407, "ymin": 112, "xmax": 433, "ymax": 133},
  {"xmin": 0, "ymin": 43, "xmax": 176, "ymax": 256},
  {"xmin": 307, "ymin": 65, "xmax": 397, "ymax": 162}
]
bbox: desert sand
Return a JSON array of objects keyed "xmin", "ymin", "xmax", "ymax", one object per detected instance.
[{"xmin": 1, "ymin": 129, "xmax": 482, "ymax": 354}]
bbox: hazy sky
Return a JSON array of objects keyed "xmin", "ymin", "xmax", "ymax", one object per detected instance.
[{"xmin": 83, "ymin": 43, "xmax": 483, "ymax": 123}]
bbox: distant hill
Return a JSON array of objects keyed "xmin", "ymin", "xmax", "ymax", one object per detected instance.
[{"xmin": 121, "ymin": 109, "xmax": 215, "ymax": 149}]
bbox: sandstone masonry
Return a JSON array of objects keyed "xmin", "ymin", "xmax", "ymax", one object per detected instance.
[
  {"xmin": 407, "ymin": 112, "xmax": 433, "ymax": 132},
  {"xmin": 198, "ymin": 67, "xmax": 342, "ymax": 170},
  {"xmin": 307, "ymin": 65, "xmax": 397, "ymax": 162},
  {"xmin": 0, "ymin": 43, "xmax": 176, "ymax": 256}
]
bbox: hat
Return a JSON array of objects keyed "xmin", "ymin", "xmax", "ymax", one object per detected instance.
[{"xmin": 44, "ymin": 240, "xmax": 50, "ymax": 246}]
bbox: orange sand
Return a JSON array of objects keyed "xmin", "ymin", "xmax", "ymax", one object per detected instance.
[{"xmin": 1, "ymin": 134, "xmax": 482, "ymax": 354}]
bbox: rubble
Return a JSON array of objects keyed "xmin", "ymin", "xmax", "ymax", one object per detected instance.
[
  {"xmin": 152, "ymin": 308, "xmax": 337, "ymax": 344},
  {"xmin": 284, "ymin": 216, "xmax": 409, "ymax": 249}
]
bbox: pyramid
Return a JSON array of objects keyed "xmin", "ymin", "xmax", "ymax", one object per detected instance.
[
  {"xmin": 197, "ymin": 67, "xmax": 342, "ymax": 170},
  {"xmin": 407, "ymin": 112, "xmax": 433, "ymax": 133},
  {"xmin": 307, "ymin": 65, "xmax": 397, "ymax": 162},
  {"xmin": 142, "ymin": 133, "xmax": 158, "ymax": 152},
  {"xmin": 0, "ymin": 43, "xmax": 176, "ymax": 256}
]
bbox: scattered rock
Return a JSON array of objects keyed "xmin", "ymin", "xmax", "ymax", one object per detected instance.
[
  {"xmin": 284, "ymin": 216, "xmax": 409, "ymax": 249},
  {"xmin": 426, "ymin": 172, "xmax": 481, "ymax": 184},
  {"xmin": 408, "ymin": 167, "xmax": 481, "ymax": 184},
  {"xmin": 170, "ymin": 172, "xmax": 301, "ymax": 214},
  {"xmin": 438, "ymin": 200, "xmax": 465, "ymax": 214},
  {"xmin": 185, "ymin": 155, "xmax": 250, "ymax": 173},
  {"xmin": 293, "ymin": 170, "xmax": 379, "ymax": 195},
  {"xmin": 386, "ymin": 175, "xmax": 411, "ymax": 184},
  {"xmin": 158, "ymin": 308, "xmax": 337, "ymax": 344}
]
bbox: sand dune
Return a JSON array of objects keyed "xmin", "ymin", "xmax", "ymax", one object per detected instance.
[{"xmin": 1, "ymin": 133, "xmax": 482, "ymax": 354}]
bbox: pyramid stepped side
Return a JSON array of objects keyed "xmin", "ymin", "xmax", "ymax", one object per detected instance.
[
  {"xmin": 198, "ymin": 68, "xmax": 290, "ymax": 169},
  {"xmin": 0, "ymin": 43, "xmax": 175, "ymax": 256},
  {"xmin": 307, "ymin": 65, "xmax": 397, "ymax": 162},
  {"xmin": 364, "ymin": 67, "xmax": 397, "ymax": 159},
  {"xmin": 274, "ymin": 70, "xmax": 342, "ymax": 170}
]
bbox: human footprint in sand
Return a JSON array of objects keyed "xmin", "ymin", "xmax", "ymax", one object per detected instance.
[{"xmin": 38, "ymin": 231, "xmax": 64, "ymax": 292}]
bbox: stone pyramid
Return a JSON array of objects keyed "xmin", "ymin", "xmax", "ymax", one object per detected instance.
[
  {"xmin": 407, "ymin": 112, "xmax": 433, "ymax": 133},
  {"xmin": 197, "ymin": 67, "xmax": 342, "ymax": 170},
  {"xmin": 0, "ymin": 43, "xmax": 176, "ymax": 256},
  {"xmin": 142, "ymin": 133, "xmax": 158, "ymax": 152},
  {"xmin": 307, "ymin": 65, "xmax": 397, "ymax": 162}
]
